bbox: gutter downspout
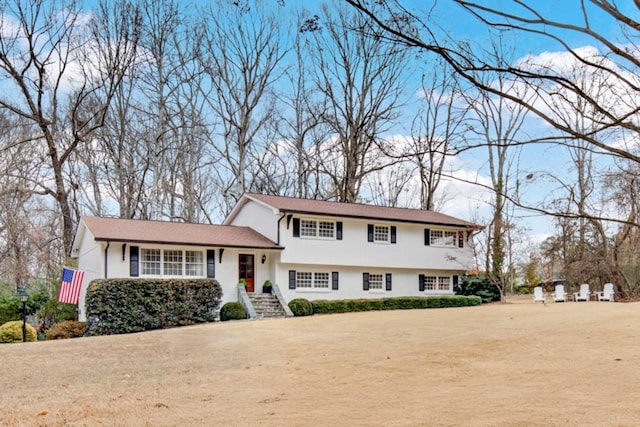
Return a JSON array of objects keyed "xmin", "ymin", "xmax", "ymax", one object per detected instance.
[
  {"xmin": 104, "ymin": 241, "xmax": 110, "ymax": 278},
  {"xmin": 276, "ymin": 212, "xmax": 286, "ymax": 245}
]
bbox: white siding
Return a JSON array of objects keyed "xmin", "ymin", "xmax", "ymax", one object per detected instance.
[
  {"xmin": 227, "ymin": 199, "xmax": 279, "ymax": 243},
  {"xmin": 278, "ymin": 215, "xmax": 474, "ymax": 271}
]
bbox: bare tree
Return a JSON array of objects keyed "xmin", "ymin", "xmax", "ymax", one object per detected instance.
[
  {"xmin": 197, "ymin": 0, "xmax": 287, "ymax": 211},
  {"xmin": 0, "ymin": 0, "xmax": 139, "ymax": 253},
  {"xmin": 306, "ymin": 3, "xmax": 410, "ymax": 202}
]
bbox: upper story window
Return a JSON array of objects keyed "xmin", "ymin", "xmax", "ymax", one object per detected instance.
[
  {"xmin": 293, "ymin": 218, "xmax": 341, "ymax": 240},
  {"xmin": 428, "ymin": 229, "xmax": 459, "ymax": 247},
  {"xmin": 367, "ymin": 224, "xmax": 397, "ymax": 244},
  {"xmin": 374, "ymin": 225, "xmax": 389, "ymax": 242}
]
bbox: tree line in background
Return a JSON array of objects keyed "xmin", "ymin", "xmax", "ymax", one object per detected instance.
[{"xmin": 1, "ymin": 0, "xmax": 640, "ymax": 299}]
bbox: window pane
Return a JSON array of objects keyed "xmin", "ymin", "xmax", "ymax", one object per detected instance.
[
  {"xmin": 318, "ymin": 221, "xmax": 335, "ymax": 238},
  {"xmin": 431, "ymin": 230, "xmax": 456, "ymax": 246},
  {"xmin": 374, "ymin": 225, "xmax": 389, "ymax": 242},
  {"xmin": 185, "ymin": 251, "xmax": 204, "ymax": 276},
  {"xmin": 164, "ymin": 250, "xmax": 183, "ymax": 276},
  {"xmin": 369, "ymin": 274, "xmax": 383, "ymax": 290},
  {"xmin": 141, "ymin": 249, "xmax": 161, "ymax": 275},
  {"xmin": 314, "ymin": 272, "xmax": 329, "ymax": 288},
  {"xmin": 424, "ymin": 275, "xmax": 436, "ymax": 290},
  {"xmin": 300, "ymin": 220, "xmax": 317, "ymax": 237},
  {"xmin": 438, "ymin": 276, "xmax": 451, "ymax": 291},
  {"xmin": 297, "ymin": 272, "xmax": 313, "ymax": 288}
]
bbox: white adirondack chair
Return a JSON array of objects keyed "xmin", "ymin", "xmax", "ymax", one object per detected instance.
[
  {"xmin": 574, "ymin": 283, "xmax": 591, "ymax": 302},
  {"xmin": 553, "ymin": 284, "xmax": 567, "ymax": 302},
  {"xmin": 533, "ymin": 286, "xmax": 546, "ymax": 304},
  {"xmin": 597, "ymin": 283, "xmax": 615, "ymax": 302}
]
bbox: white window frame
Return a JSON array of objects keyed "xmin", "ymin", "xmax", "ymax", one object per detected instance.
[
  {"xmin": 296, "ymin": 271, "xmax": 331, "ymax": 291},
  {"xmin": 139, "ymin": 248, "xmax": 206, "ymax": 278},
  {"xmin": 369, "ymin": 273, "xmax": 384, "ymax": 291},
  {"xmin": 422, "ymin": 275, "xmax": 452, "ymax": 292},
  {"xmin": 373, "ymin": 224, "xmax": 390, "ymax": 243},
  {"xmin": 430, "ymin": 230, "xmax": 457, "ymax": 247},
  {"xmin": 300, "ymin": 218, "xmax": 336, "ymax": 240}
]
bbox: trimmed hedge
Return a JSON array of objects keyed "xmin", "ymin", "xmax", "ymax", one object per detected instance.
[
  {"xmin": 220, "ymin": 302, "xmax": 246, "ymax": 321},
  {"xmin": 0, "ymin": 321, "xmax": 38, "ymax": 343},
  {"xmin": 288, "ymin": 298, "xmax": 313, "ymax": 316},
  {"xmin": 45, "ymin": 321, "xmax": 87, "ymax": 340},
  {"xmin": 309, "ymin": 295, "xmax": 482, "ymax": 315},
  {"xmin": 85, "ymin": 278, "xmax": 222, "ymax": 336}
]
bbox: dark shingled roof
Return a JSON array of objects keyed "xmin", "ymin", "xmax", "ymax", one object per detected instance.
[
  {"xmin": 80, "ymin": 216, "xmax": 282, "ymax": 249},
  {"xmin": 245, "ymin": 193, "xmax": 481, "ymax": 228}
]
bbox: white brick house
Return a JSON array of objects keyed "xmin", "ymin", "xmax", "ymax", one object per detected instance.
[{"xmin": 71, "ymin": 193, "xmax": 481, "ymax": 319}]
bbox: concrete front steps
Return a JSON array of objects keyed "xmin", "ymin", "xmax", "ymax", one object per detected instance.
[{"xmin": 246, "ymin": 292, "xmax": 288, "ymax": 319}]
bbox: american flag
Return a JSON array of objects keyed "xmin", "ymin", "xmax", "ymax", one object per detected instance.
[{"xmin": 58, "ymin": 267, "xmax": 85, "ymax": 304}]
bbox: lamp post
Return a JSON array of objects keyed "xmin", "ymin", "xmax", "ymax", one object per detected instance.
[{"xmin": 20, "ymin": 289, "xmax": 28, "ymax": 342}]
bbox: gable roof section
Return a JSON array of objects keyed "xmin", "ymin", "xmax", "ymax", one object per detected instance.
[
  {"xmin": 242, "ymin": 193, "xmax": 482, "ymax": 229},
  {"xmin": 79, "ymin": 216, "xmax": 282, "ymax": 249}
]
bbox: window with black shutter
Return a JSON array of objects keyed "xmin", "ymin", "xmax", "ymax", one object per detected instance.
[
  {"xmin": 386, "ymin": 273, "xmax": 392, "ymax": 291},
  {"xmin": 332, "ymin": 271, "xmax": 339, "ymax": 290},
  {"xmin": 206, "ymin": 249, "xmax": 215, "ymax": 278},
  {"xmin": 289, "ymin": 270, "xmax": 297, "ymax": 289},
  {"xmin": 363, "ymin": 272, "xmax": 370, "ymax": 290}
]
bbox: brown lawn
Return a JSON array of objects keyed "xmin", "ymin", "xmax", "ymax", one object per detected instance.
[{"xmin": 1, "ymin": 296, "xmax": 639, "ymax": 426}]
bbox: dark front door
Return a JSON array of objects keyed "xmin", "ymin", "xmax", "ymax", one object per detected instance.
[{"xmin": 239, "ymin": 254, "xmax": 255, "ymax": 292}]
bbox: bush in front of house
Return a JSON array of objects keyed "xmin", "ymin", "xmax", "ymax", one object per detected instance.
[
  {"xmin": 457, "ymin": 276, "xmax": 501, "ymax": 303},
  {"xmin": 311, "ymin": 295, "xmax": 482, "ymax": 315},
  {"xmin": 85, "ymin": 278, "xmax": 222, "ymax": 336},
  {"xmin": 219, "ymin": 302, "xmax": 247, "ymax": 321},
  {"xmin": 0, "ymin": 321, "xmax": 38, "ymax": 343},
  {"xmin": 45, "ymin": 321, "xmax": 87, "ymax": 340},
  {"xmin": 288, "ymin": 298, "xmax": 313, "ymax": 316}
]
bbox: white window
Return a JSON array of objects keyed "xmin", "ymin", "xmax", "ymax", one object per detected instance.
[
  {"xmin": 300, "ymin": 219, "xmax": 317, "ymax": 237},
  {"xmin": 438, "ymin": 276, "xmax": 451, "ymax": 291},
  {"xmin": 296, "ymin": 272, "xmax": 330, "ymax": 289},
  {"xmin": 374, "ymin": 225, "xmax": 389, "ymax": 242},
  {"xmin": 141, "ymin": 248, "xmax": 161, "ymax": 275},
  {"xmin": 422, "ymin": 275, "xmax": 452, "ymax": 292},
  {"xmin": 300, "ymin": 219, "xmax": 335, "ymax": 239},
  {"xmin": 185, "ymin": 251, "xmax": 204, "ymax": 276},
  {"xmin": 140, "ymin": 248, "xmax": 205, "ymax": 277},
  {"xmin": 431, "ymin": 230, "xmax": 457, "ymax": 247},
  {"xmin": 164, "ymin": 250, "xmax": 183, "ymax": 276},
  {"xmin": 423, "ymin": 275, "xmax": 436, "ymax": 290},
  {"xmin": 369, "ymin": 274, "xmax": 384, "ymax": 290}
]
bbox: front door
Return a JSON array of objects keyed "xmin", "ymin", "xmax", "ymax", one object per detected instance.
[{"xmin": 239, "ymin": 254, "xmax": 255, "ymax": 292}]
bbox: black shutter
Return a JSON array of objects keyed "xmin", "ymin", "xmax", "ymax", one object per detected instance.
[
  {"xmin": 424, "ymin": 229, "xmax": 431, "ymax": 246},
  {"xmin": 386, "ymin": 273, "xmax": 392, "ymax": 291},
  {"xmin": 367, "ymin": 224, "xmax": 374, "ymax": 242},
  {"xmin": 419, "ymin": 274, "xmax": 425, "ymax": 291},
  {"xmin": 130, "ymin": 246, "xmax": 139, "ymax": 277},
  {"xmin": 332, "ymin": 271, "xmax": 339, "ymax": 290},
  {"xmin": 363, "ymin": 272, "xmax": 370, "ymax": 290},
  {"xmin": 206, "ymin": 249, "xmax": 215, "ymax": 278},
  {"xmin": 336, "ymin": 222, "xmax": 343, "ymax": 240},
  {"xmin": 293, "ymin": 218, "xmax": 300, "ymax": 237},
  {"xmin": 453, "ymin": 275, "xmax": 460, "ymax": 293},
  {"xmin": 289, "ymin": 270, "xmax": 296, "ymax": 289},
  {"xmin": 458, "ymin": 231, "xmax": 464, "ymax": 248},
  {"xmin": 390, "ymin": 226, "xmax": 397, "ymax": 244}
]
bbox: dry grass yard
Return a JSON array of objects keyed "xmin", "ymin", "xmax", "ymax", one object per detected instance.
[{"xmin": 2, "ymin": 296, "xmax": 639, "ymax": 426}]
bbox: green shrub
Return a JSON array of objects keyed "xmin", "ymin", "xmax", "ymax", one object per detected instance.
[
  {"xmin": 0, "ymin": 321, "xmax": 37, "ymax": 343},
  {"xmin": 457, "ymin": 276, "xmax": 501, "ymax": 303},
  {"xmin": 288, "ymin": 298, "xmax": 314, "ymax": 316},
  {"xmin": 45, "ymin": 321, "xmax": 87, "ymax": 340},
  {"xmin": 310, "ymin": 296, "xmax": 482, "ymax": 315},
  {"xmin": 85, "ymin": 278, "xmax": 222, "ymax": 336},
  {"xmin": 220, "ymin": 302, "xmax": 246, "ymax": 321}
]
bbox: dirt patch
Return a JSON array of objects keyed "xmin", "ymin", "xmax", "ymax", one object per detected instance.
[{"xmin": 1, "ymin": 297, "xmax": 638, "ymax": 426}]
